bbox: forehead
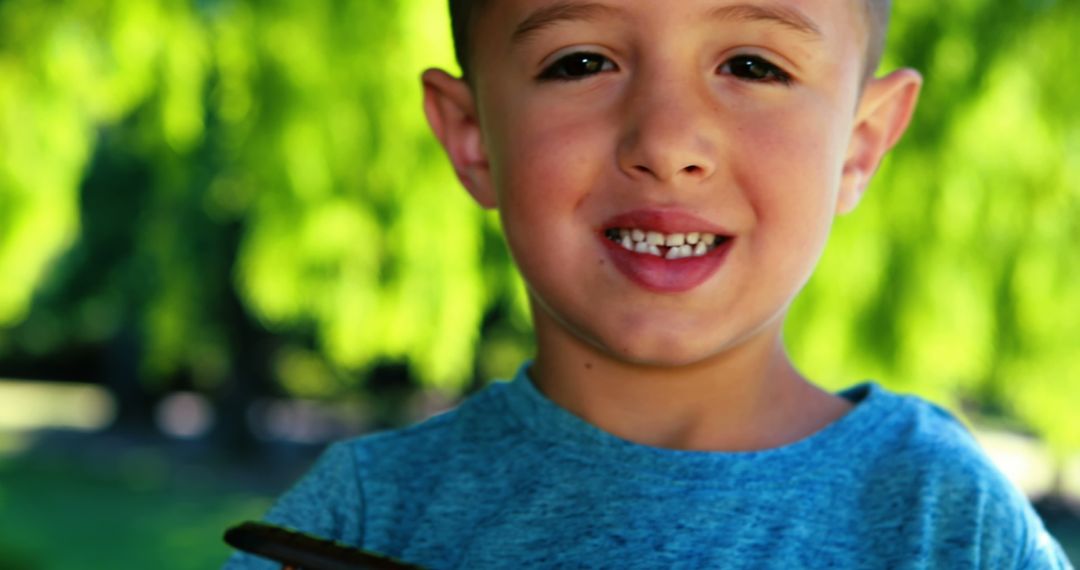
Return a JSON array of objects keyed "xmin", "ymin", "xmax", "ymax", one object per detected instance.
[{"xmin": 473, "ymin": 0, "xmax": 867, "ymax": 49}]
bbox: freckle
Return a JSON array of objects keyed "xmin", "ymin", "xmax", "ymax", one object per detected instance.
[{"xmin": 584, "ymin": 362, "xmax": 593, "ymax": 370}]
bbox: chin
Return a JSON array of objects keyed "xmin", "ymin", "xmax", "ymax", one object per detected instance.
[{"xmin": 596, "ymin": 333, "xmax": 724, "ymax": 369}]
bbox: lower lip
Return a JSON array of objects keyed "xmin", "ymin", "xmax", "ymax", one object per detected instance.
[{"xmin": 600, "ymin": 237, "xmax": 734, "ymax": 293}]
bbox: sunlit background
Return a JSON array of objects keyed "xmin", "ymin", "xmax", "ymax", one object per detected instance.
[{"xmin": 0, "ymin": 0, "xmax": 1077, "ymax": 567}]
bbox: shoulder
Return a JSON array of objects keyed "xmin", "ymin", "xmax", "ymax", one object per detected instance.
[
  {"xmin": 340, "ymin": 379, "xmax": 519, "ymax": 474},
  {"xmin": 317, "ymin": 379, "xmax": 532, "ymax": 522},
  {"xmin": 848, "ymin": 384, "xmax": 1069, "ymax": 568},
  {"xmin": 854, "ymin": 384, "xmax": 1017, "ymax": 502},
  {"xmin": 251, "ymin": 382, "xmax": 514, "ymax": 531},
  {"xmin": 843, "ymin": 384, "xmax": 999, "ymax": 478}
]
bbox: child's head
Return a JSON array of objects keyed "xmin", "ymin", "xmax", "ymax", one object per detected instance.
[
  {"xmin": 451, "ymin": 0, "xmax": 893, "ymax": 81},
  {"xmin": 422, "ymin": 1, "xmax": 921, "ymax": 369}
]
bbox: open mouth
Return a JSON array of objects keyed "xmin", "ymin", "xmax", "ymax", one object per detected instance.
[{"xmin": 603, "ymin": 228, "xmax": 732, "ymax": 260}]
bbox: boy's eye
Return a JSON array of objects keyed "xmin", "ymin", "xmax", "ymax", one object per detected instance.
[
  {"xmin": 538, "ymin": 52, "xmax": 617, "ymax": 81},
  {"xmin": 720, "ymin": 55, "xmax": 792, "ymax": 85}
]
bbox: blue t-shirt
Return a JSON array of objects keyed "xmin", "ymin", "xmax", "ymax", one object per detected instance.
[{"xmin": 224, "ymin": 365, "xmax": 1072, "ymax": 569}]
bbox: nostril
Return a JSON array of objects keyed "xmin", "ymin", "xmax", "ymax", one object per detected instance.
[{"xmin": 626, "ymin": 162, "xmax": 706, "ymax": 180}]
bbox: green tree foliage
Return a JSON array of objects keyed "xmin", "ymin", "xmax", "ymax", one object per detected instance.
[
  {"xmin": 218, "ymin": 1, "xmax": 513, "ymax": 389},
  {"xmin": 787, "ymin": 0, "xmax": 1080, "ymax": 456},
  {"xmin": 0, "ymin": 0, "xmax": 522, "ymax": 402},
  {"xmin": 0, "ymin": 0, "xmax": 1076, "ymax": 453}
]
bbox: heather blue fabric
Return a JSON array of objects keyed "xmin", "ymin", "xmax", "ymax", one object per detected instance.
[{"xmin": 224, "ymin": 364, "xmax": 1072, "ymax": 569}]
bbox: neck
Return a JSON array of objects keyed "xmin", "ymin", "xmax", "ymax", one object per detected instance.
[{"xmin": 530, "ymin": 313, "xmax": 850, "ymax": 452}]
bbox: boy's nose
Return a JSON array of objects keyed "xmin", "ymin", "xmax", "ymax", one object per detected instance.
[{"xmin": 616, "ymin": 81, "xmax": 719, "ymax": 185}]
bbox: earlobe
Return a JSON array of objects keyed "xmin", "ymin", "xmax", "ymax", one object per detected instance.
[
  {"xmin": 838, "ymin": 68, "xmax": 923, "ymax": 214},
  {"xmin": 421, "ymin": 68, "xmax": 497, "ymax": 209}
]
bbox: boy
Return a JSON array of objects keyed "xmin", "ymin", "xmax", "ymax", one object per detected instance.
[{"xmin": 227, "ymin": 0, "xmax": 1073, "ymax": 568}]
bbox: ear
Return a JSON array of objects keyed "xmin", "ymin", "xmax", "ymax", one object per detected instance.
[
  {"xmin": 421, "ymin": 68, "xmax": 497, "ymax": 209},
  {"xmin": 837, "ymin": 68, "xmax": 922, "ymax": 214}
]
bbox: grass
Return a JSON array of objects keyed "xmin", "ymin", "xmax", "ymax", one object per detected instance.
[{"xmin": 0, "ymin": 441, "xmax": 275, "ymax": 570}]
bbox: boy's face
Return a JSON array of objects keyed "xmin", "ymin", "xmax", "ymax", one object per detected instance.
[{"xmin": 425, "ymin": 0, "xmax": 920, "ymax": 367}]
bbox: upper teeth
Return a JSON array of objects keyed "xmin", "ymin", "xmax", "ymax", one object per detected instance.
[{"xmin": 606, "ymin": 228, "xmax": 724, "ymax": 259}]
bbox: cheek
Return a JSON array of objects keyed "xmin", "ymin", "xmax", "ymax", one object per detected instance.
[
  {"xmin": 731, "ymin": 100, "xmax": 850, "ymax": 262},
  {"xmin": 490, "ymin": 101, "xmax": 609, "ymax": 215},
  {"xmin": 482, "ymin": 99, "xmax": 609, "ymax": 272},
  {"xmin": 737, "ymin": 103, "xmax": 846, "ymax": 208}
]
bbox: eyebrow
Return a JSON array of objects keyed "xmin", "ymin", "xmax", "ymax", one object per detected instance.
[
  {"xmin": 511, "ymin": 1, "xmax": 626, "ymax": 45},
  {"xmin": 707, "ymin": 4, "xmax": 823, "ymax": 40},
  {"xmin": 510, "ymin": 1, "xmax": 823, "ymax": 45}
]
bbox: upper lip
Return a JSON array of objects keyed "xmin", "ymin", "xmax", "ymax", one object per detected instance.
[{"xmin": 600, "ymin": 209, "xmax": 734, "ymax": 236}]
